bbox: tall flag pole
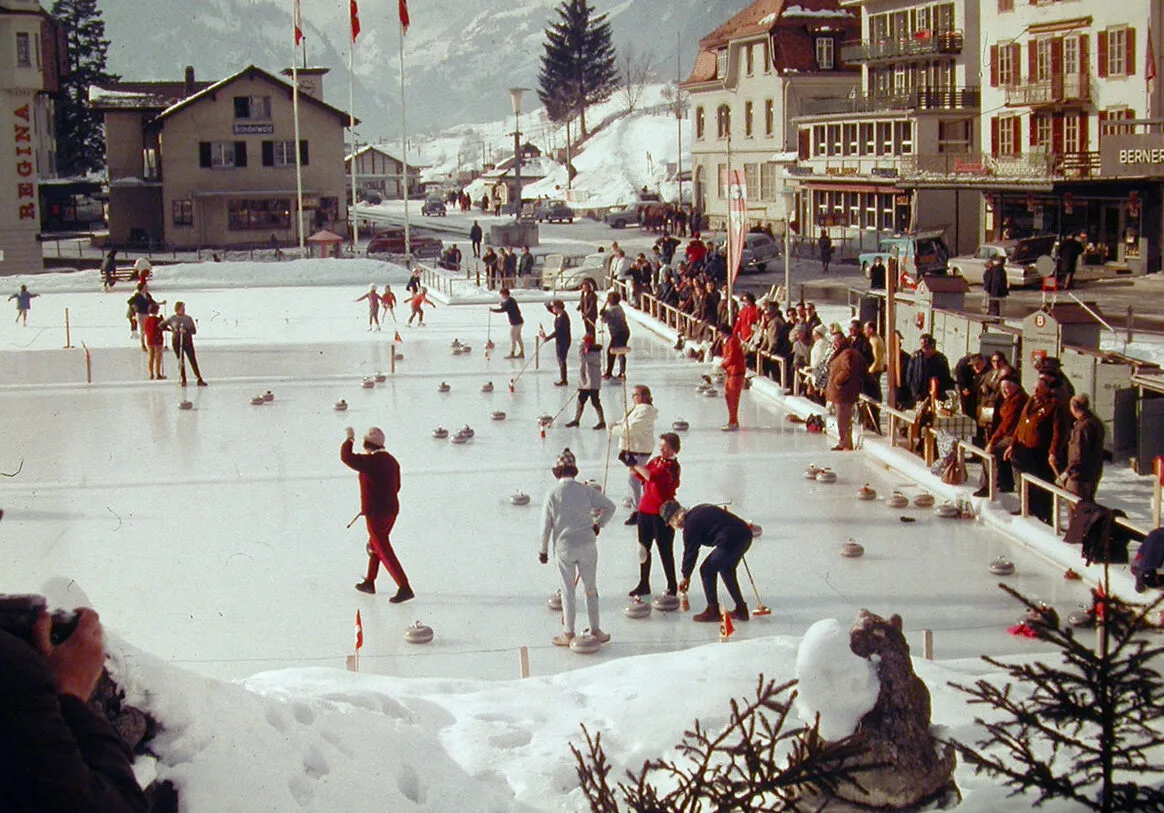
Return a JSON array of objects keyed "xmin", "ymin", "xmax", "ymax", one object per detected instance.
[
  {"xmin": 291, "ymin": 0, "xmax": 306, "ymax": 250},
  {"xmin": 399, "ymin": 0, "xmax": 412, "ymax": 260},
  {"xmin": 348, "ymin": 0, "xmax": 361, "ymax": 247}
]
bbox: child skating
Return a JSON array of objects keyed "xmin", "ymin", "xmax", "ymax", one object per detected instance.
[
  {"xmin": 9, "ymin": 285, "xmax": 39, "ymax": 326},
  {"xmin": 408, "ymin": 287, "xmax": 435, "ymax": 326},
  {"xmin": 355, "ymin": 285, "xmax": 382, "ymax": 331},
  {"xmin": 380, "ymin": 284, "xmax": 397, "ymax": 323}
]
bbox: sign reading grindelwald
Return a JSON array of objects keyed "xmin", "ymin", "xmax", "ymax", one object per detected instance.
[{"xmin": 1101, "ymin": 134, "xmax": 1164, "ymax": 177}]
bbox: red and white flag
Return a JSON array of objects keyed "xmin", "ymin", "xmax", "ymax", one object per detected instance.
[
  {"xmin": 398, "ymin": 0, "xmax": 410, "ymax": 34},
  {"xmin": 727, "ymin": 169, "xmax": 748, "ymax": 286},
  {"xmin": 350, "ymin": 0, "xmax": 361, "ymax": 41},
  {"xmin": 1148, "ymin": 28, "xmax": 1158, "ymax": 104},
  {"xmin": 354, "ymin": 609, "xmax": 364, "ymax": 650},
  {"xmin": 292, "ymin": 0, "xmax": 303, "ymax": 45},
  {"xmin": 720, "ymin": 610, "xmax": 735, "ymax": 641}
]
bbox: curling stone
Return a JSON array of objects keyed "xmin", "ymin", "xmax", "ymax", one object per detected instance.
[
  {"xmin": 712, "ymin": 370, "xmax": 725, "ymax": 383},
  {"xmin": 333, "ymin": 400, "xmax": 348, "ymax": 411},
  {"xmin": 696, "ymin": 383, "xmax": 711, "ymax": 394},
  {"xmin": 623, "ymin": 497, "xmax": 635, "ymax": 508},
  {"xmin": 460, "ymin": 426, "xmax": 475, "ymax": 438},
  {"xmin": 841, "ymin": 539, "xmax": 865, "ymax": 558},
  {"xmin": 432, "ymin": 427, "xmax": 449, "ymax": 439},
  {"xmin": 624, "ymin": 599, "xmax": 651, "ymax": 619},
  {"xmin": 988, "ymin": 556, "xmax": 1016, "ymax": 576},
  {"xmin": 362, "ymin": 377, "xmax": 375, "ymax": 389},
  {"xmin": 703, "ymin": 388, "xmax": 718, "ymax": 397},
  {"xmin": 461, "ymin": 345, "xmax": 472, "ymax": 353},
  {"xmin": 452, "ymin": 346, "xmax": 464, "ymax": 356},
  {"xmin": 250, "ymin": 395, "xmax": 266, "ymax": 405},
  {"xmin": 652, "ymin": 594, "xmax": 681, "ymax": 612},
  {"xmin": 510, "ymin": 491, "xmax": 531, "ymax": 505},
  {"xmin": 815, "ymin": 468, "xmax": 838, "ymax": 484},
  {"xmin": 178, "ymin": 400, "xmax": 193, "ymax": 410},
  {"xmin": 750, "ymin": 524, "xmax": 763, "ymax": 538},
  {"xmin": 569, "ymin": 633, "xmax": 602, "ymax": 654},
  {"xmin": 547, "ymin": 591, "xmax": 562, "ymax": 612},
  {"xmin": 437, "ymin": 382, "xmax": 451, "ymax": 393},
  {"xmin": 449, "ymin": 432, "xmax": 468, "ymax": 444},
  {"xmin": 803, "ymin": 464, "xmax": 821, "ymax": 480},
  {"xmin": 263, "ymin": 390, "xmax": 275, "ymax": 402},
  {"xmin": 404, "ymin": 621, "xmax": 434, "ymax": 644},
  {"xmin": 913, "ymin": 493, "xmax": 935, "ymax": 508},
  {"xmin": 538, "ymin": 414, "xmax": 554, "ymax": 427},
  {"xmin": 672, "ymin": 420, "xmax": 690, "ymax": 431},
  {"xmin": 481, "ymin": 382, "xmax": 494, "ymax": 393},
  {"xmin": 1067, "ymin": 609, "xmax": 1094, "ymax": 628},
  {"xmin": 374, "ymin": 374, "xmax": 387, "ymax": 383},
  {"xmin": 491, "ymin": 411, "xmax": 507, "ymax": 421},
  {"xmin": 450, "ymin": 338, "xmax": 462, "ymax": 349},
  {"xmin": 887, "ymin": 491, "xmax": 909, "ymax": 509},
  {"xmin": 857, "ymin": 484, "xmax": 877, "ymax": 501},
  {"xmin": 394, "ymin": 352, "xmax": 404, "ymax": 361},
  {"xmin": 935, "ymin": 502, "xmax": 960, "ymax": 519},
  {"xmin": 583, "ymin": 479, "xmax": 603, "ymax": 492}
]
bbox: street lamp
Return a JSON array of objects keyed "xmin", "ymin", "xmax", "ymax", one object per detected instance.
[
  {"xmin": 509, "ymin": 87, "xmax": 530, "ymax": 222},
  {"xmin": 780, "ymin": 179, "xmax": 796, "ymax": 306}
]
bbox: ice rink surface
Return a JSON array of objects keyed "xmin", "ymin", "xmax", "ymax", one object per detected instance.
[{"xmin": 0, "ymin": 268, "xmax": 1096, "ymax": 682}]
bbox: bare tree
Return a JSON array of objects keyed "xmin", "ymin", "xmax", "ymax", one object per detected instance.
[{"xmin": 619, "ymin": 45, "xmax": 656, "ymax": 114}]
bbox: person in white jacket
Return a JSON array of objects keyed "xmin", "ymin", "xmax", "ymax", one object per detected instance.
[
  {"xmin": 609, "ymin": 384, "xmax": 659, "ymax": 524},
  {"xmin": 539, "ymin": 448, "xmax": 617, "ymax": 647}
]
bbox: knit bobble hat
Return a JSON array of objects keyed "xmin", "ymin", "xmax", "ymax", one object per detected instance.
[
  {"xmin": 556, "ymin": 447, "xmax": 576, "ymax": 470},
  {"xmin": 364, "ymin": 427, "xmax": 386, "ymax": 448}
]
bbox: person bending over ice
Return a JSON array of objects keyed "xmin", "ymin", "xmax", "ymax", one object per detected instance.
[{"xmin": 662, "ymin": 500, "xmax": 753, "ymax": 623}]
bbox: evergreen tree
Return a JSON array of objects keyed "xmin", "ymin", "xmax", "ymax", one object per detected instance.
[
  {"xmin": 537, "ymin": 0, "xmax": 618, "ymax": 140},
  {"xmin": 52, "ymin": 0, "xmax": 118, "ymax": 176},
  {"xmin": 950, "ymin": 584, "xmax": 1164, "ymax": 813}
]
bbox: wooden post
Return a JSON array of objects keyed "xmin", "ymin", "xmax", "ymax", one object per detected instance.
[
  {"xmin": 83, "ymin": 343, "xmax": 92, "ymax": 384},
  {"xmin": 1127, "ymin": 305, "xmax": 1134, "ymax": 345},
  {"xmin": 1154, "ymin": 456, "xmax": 1162, "ymax": 530},
  {"xmin": 923, "ymin": 629, "xmax": 934, "ymax": 660},
  {"xmin": 534, "ymin": 335, "xmax": 540, "ymax": 370},
  {"xmin": 885, "ymin": 253, "xmax": 898, "ymax": 410},
  {"xmin": 390, "ymin": 341, "xmax": 397, "ymax": 375},
  {"xmin": 519, "ymin": 646, "xmax": 530, "ymax": 679},
  {"xmin": 63, "ymin": 308, "xmax": 73, "ymax": 349}
]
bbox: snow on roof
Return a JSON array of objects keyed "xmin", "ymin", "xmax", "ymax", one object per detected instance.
[{"xmin": 783, "ymin": 5, "xmax": 853, "ymax": 18}]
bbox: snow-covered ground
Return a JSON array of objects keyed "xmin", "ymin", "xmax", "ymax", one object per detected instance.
[{"xmin": 0, "ymin": 260, "xmax": 1153, "ymax": 812}]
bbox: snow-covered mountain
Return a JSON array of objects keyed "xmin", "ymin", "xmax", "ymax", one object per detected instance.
[{"xmin": 99, "ymin": 0, "xmax": 752, "ymax": 140}]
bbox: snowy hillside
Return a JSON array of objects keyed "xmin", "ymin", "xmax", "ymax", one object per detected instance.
[{"xmin": 99, "ymin": 0, "xmax": 753, "ymax": 139}]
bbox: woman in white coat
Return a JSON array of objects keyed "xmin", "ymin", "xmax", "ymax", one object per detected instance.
[{"xmin": 610, "ymin": 384, "xmax": 659, "ymax": 524}]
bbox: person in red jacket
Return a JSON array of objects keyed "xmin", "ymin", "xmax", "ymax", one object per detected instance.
[
  {"xmin": 342, "ymin": 426, "xmax": 413, "ymax": 602},
  {"xmin": 626, "ymin": 432, "xmax": 681, "ymax": 597},
  {"xmin": 719, "ymin": 322, "xmax": 747, "ymax": 431}
]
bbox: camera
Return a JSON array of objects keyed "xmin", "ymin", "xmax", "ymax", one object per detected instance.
[{"xmin": 0, "ymin": 594, "xmax": 80, "ymax": 646}]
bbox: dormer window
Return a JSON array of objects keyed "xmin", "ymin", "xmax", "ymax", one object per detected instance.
[
  {"xmin": 816, "ymin": 37, "xmax": 835, "ymax": 70},
  {"xmin": 716, "ymin": 49, "xmax": 728, "ymax": 79}
]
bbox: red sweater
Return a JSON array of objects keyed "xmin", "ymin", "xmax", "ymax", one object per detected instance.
[
  {"xmin": 340, "ymin": 439, "xmax": 401, "ymax": 518},
  {"xmin": 722, "ymin": 334, "xmax": 746, "ymax": 376},
  {"xmin": 636, "ymin": 456, "xmax": 680, "ymax": 515},
  {"xmin": 733, "ymin": 305, "xmax": 759, "ymax": 342}
]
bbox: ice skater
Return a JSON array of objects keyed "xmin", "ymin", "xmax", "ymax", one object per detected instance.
[
  {"xmin": 565, "ymin": 335, "xmax": 606, "ymax": 429},
  {"xmin": 625, "ymin": 432, "xmax": 681, "ymax": 597},
  {"xmin": 491, "ymin": 288, "xmax": 524, "ymax": 358},
  {"xmin": 162, "ymin": 301, "xmax": 206, "ymax": 387},
  {"xmin": 662, "ymin": 500, "xmax": 752, "ymax": 623},
  {"xmin": 538, "ymin": 448, "xmax": 617, "ymax": 646},
  {"xmin": 355, "ymin": 285, "xmax": 382, "ymax": 331},
  {"xmin": 600, "ymin": 291, "xmax": 630, "ymax": 379},
  {"xmin": 380, "ymin": 284, "xmax": 397, "ymax": 322},
  {"xmin": 610, "ymin": 384, "xmax": 658, "ymax": 524},
  {"xmin": 407, "ymin": 286, "xmax": 436, "ymax": 326},
  {"xmin": 8, "ymin": 284, "xmax": 39, "ymax": 326},
  {"xmin": 540, "ymin": 299, "xmax": 571, "ymax": 386},
  {"xmin": 343, "ymin": 426, "xmax": 414, "ymax": 603},
  {"xmin": 143, "ymin": 302, "xmax": 166, "ymax": 380}
]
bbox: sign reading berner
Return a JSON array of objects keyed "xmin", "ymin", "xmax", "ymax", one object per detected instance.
[{"xmin": 1102, "ymin": 133, "xmax": 1164, "ymax": 177}]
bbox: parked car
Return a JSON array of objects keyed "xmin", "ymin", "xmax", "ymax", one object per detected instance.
[
  {"xmin": 604, "ymin": 205, "xmax": 639, "ymax": 229},
  {"xmin": 534, "ymin": 200, "xmax": 575, "ymax": 223},
  {"xmin": 421, "ymin": 197, "xmax": 446, "ymax": 216},
  {"xmin": 948, "ymin": 235, "xmax": 1056, "ymax": 289},
  {"xmin": 858, "ymin": 230, "xmax": 951, "ymax": 289},
  {"xmin": 740, "ymin": 232, "xmax": 780, "ymax": 273},
  {"xmin": 540, "ymin": 253, "xmax": 605, "ymax": 291},
  {"xmin": 366, "ymin": 227, "xmax": 443, "ymax": 258}
]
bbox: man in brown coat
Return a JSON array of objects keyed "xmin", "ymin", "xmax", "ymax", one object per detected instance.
[
  {"xmin": 826, "ymin": 331, "xmax": 866, "ymax": 451},
  {"xmin": 1004, "ymin": 379, "xmax": 1068, "ymax": 523},
  {"xmin": 1060, "ymin": 394, "xmax": 1105, "ymax": 501},
  {"xmin": 974, "ymin": 377, "xmax": 1027, "ymax": 497}
]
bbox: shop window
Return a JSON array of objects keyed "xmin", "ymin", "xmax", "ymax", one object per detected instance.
[
  {"xmin": 228, "ymin": 198, "xmax": 292, "ymax": 230},
  {"xmin": 172, "ymin": 200, "xmax": 193, "ymax": 227}
]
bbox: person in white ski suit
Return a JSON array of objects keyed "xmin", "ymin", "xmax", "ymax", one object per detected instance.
[{"xmin": 609, "ymin": 384, "xmax": 659, "ymax": 524}]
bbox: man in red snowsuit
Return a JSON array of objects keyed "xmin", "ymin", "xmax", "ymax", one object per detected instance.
[
  {"xmin": 342, "ymin": 427, "xmax": 413, "ymax": 602},
  {"xmin": 719, "ymin": 322, "xmax": 746, "ymax": 431}
]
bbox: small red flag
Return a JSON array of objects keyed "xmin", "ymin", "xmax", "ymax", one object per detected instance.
[
  {"xmin": 355, "ymin": 609, "xmax": 364, "ymax": 650},
  {"xmin": 398, "ymin": 0, "xmax": 410, "ymax": 34},
  {"xmin": 720, "ymin": 610, "xmax": 735, "ymax": 640},
  {"xmin": 350, "ymin": 0, "xmax": 361, "ymax": 42},
  {"xmin": 393, "ymin": 330, "xmax": 403, "ymax": 344},
  {"xmin": 1148, "ymin": 28, "xmax": 1158, "ymax": 83},
  {"xmin": 293, "ymin": 0, "xmax": 304, "ymax": 45}
]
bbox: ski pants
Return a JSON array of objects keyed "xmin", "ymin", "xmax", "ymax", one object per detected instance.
[
  {"xmin": 172, "ymin": 340, "xmax": 203, "ymax": 384},
  {"xmin": 724, "ymin": 373, "xmax": 745, "ymax": 425},
  {"xmin": 364, "ymin": 513, "xmax": 408, "ymax": 588},
  {"xmin": 556, "ymin": 542, "xmax": 600, "ymax": 635},
  {"xmin": 637, "ymin": 512, "xmax": 677, "ymax": 593},
  {"xmin": 625, "ymin": 452, "xmax": 649, "ymax": 507},
  {"xmin": 700, "ymin": 536, "xmax": 751, "ymax": 610}
]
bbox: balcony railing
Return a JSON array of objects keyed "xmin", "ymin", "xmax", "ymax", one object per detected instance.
[
  {"xmin": 801, "ymin": 86, "xmax": 980, "ymax": 116},
  {"xmin": 900, "ymin": 150, "xmax": 1103, "ymax": 181},
  {"xmin": 840, "ymin": 30, "xmax": 964, "ymax": 64},
  {"xmin": 1004, "ymin": 74, "xmax": 1091, "ymax": 107}
]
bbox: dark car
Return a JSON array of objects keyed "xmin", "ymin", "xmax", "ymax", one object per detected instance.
[
  {"xmin": 421, "ymin": 197, "xmax": 446, "ymax": 217},
  {"xmin": 534, "ymin": 201, "xmax": 575, "ymax": 223},
  {"xmin": 366, "ymin": 227, "xmax": 443, "ymax": 258}
]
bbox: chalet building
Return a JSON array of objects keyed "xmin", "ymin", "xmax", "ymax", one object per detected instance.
[
  {"xmin": 681, "ymin": 0, "xmax": 860, "ymax": 234},
  {"xmin": 791, "ymin": 0, "xmax": 982, "ymax": 258},
  {"xmin": 91, "ymin": 64, "xmax": 353, "ymax": 249},
  {"xmin": 345, "ymin": 143, "xmax": 422, "ymax": 200},
  {"xmin": 0, "ymin": 0, "xmax": 62, "ymax": 275}
]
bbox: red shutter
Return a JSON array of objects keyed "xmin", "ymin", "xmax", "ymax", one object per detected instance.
[
  {"xmin": 991, "ymin": 116, "xmax": 1000, "ymax": 156},
  {"xmin": 1012, "ymin": 118, "xmax": 1021, "ymax": 156},
  {"xmin": 1030, "ymin": 114, "xmax": 1039, "ymax": 147},
  {"xmin": 1052, "ymin": 113, "xmax": 1064, "ymax": 154},
  {"xmin": 1081, "ymin": 34, "xmax": 1090, "ymax": 79},
  {"xmin": 1011, "ymin": 43, "xmax": 1022, "ymax": 84},
  {"xmin": 1098, "ymin": 30, "xmax": 1108, "ymax": 77},
  {"xmin": 1080, "ymin": 113, "xmax": 1089, "ymax": 151},
  {"xmin": 798, "ymin": 128, "xmax": 810, "ymax": 160},
  {"xmin": 1028, "ymin": 41, "xmax": 1037, "ymax": 82},
  {"xmin": 1051, "ymin": 37, "xmax": 1063, "ymax": 78},
  {"xmin": 1127, "ymin": 108, "xmax": 1136, "ymax": 120},
  {"xmin": 1127, "ymin": 28, "xmax": 1136, "ymax": 75},
  {"xmin": 990, "ymin": 44, "xmax": 999, "ymax": 86}
]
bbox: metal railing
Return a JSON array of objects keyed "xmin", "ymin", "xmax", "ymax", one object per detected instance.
[
  {"xmin": 1018, "ymin": 472, "xmax": 1151, "ymax": 540},
  {"xmin": 841, "ymin": 31, "xmax": 964, "ymax": 63},
  {"xmin": 802, "ymin": 86, "xmax": 980, "ymax": 116},
  {"xmin": 1005, "ymin": 74, "xmax": 1091, "ymax": 107}
]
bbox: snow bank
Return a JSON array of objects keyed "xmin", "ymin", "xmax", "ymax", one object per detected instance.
[{"xmin": 795, "ymin": 619, "xmax": 880, "ymax": 740}]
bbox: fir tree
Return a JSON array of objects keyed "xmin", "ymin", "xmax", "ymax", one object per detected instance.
[
  {"xmin": 52, "ymin": 0, "xmax": 118, "ymax": 176},
  {"xmin": 950, "ymin": 584, "xmax": 1164, "ymax": 813},
  {"xmin": 536, "ymin": 0, "xmax": 618, "ymax": 140}
]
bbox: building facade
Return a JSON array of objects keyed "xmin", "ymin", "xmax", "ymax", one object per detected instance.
[
  {"xmin": 0, "ymin": 0, "xmax": 61, "ymax": 275},
  {"xmin": 346, "ymin": 144, "xmax": 422, "ymax": 200},
  {"xmin": 790, "ymin": 0, "xmax": 982, "ymax": 257},
  {"xmin": 93, "ymin": 65, "xmax": 352, "ymax": 249},
  {"xmin": 682, "ymin": 0, "xmax": 860, "ymax": 234}
]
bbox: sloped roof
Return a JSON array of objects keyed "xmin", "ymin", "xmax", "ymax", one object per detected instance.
[
  {"xmin": 347, "ymin": 143, "xmax": 412, "ymax": 166},
  {"xmin": 1038, "ymin": 303, "xmax": 1105, "ymax": 324},
  {"xmin": 89, "ymin": 81, "xmax": 212, "ymax": 112},
  {"xmin": 153, "ymin": 65, "xmax": 355, "ymax": 126}
]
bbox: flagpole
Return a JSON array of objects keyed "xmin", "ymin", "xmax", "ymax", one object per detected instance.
[
  {"xmin": 399, "ymin": 17, "xmax": 411, "ymax": 261},
  {"xmin": 348, "ymin": 12, "xmax": 358, "ymax": 249},
  {"xmin": 291, "ymin": 0, "xmax": 305, "ymax": 252}
]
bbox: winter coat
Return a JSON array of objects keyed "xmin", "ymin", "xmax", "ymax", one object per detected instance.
[
  {"xmin": 601, "ymin": 303, "xmax": 629, "ymax": 338},
  {"xmin": 679, "ymin": 504, "xmax": 753, "ymax": 581},
  {"xmin": 636, "ymin": 456, "xmax": 680, "ymax": 515},
  {"xmin": 906, "ymin": 350, "xmax": 954, "ymax": 402},
  {"xmin": 867, "ymin": 333, "xmax": 887, "ymax": 374},
  {"xmin": 493, "ymin": 297, "xmax": 523, "ymax": 326},
  {"xmin": 540, "ymin": 477, "xmax": 616, "ymax": 556},
  {"xmin": 611, "ymin": 402, "xmax": 658, "ymax": 454},
  {"xmin": 578, "ymin": 344, "xmax": 603, "ymax": 389},
  {"xmin": 1065, "ymin": 412, "xmax": 1105, "ymax": 487},
  {"xmin": 340, "ymin": 439, "xmax": 401, "ymax": 519},
  {"xmin": 162, "ymin": 313, "xmax": 197, "ymax": 347},
  {"xmin": 721, "ymin": 334, "xmax": 746, "ymax": 376},
  {"xmin": 987, "ymin": 389, "xmax": 1028, "ymax": 448},
  {"xmin": 577, "ymin": 289, "xmax": 598, "ymax": 327},
  {"xmin": 0, "ymin": 628, "xmax": 149, "ymax": 813},
  {"xmin": 1013, "ymin": 387, "xmax": 1066, "ymax": 456},
  {"xmin": 733, "ymin": 304, "xmax": 759, "ymax": 341},
  {"xmin": 983, "ymin": 262, "xmax": 1008, "ymax": 299},
  {"xmin": 546, "ymin": 311, "xmax": 571, "ymax": 355},
  {"xmin": 826, "ymin": 347, "xmax": 865, "ymax": 404},
  {"xmin": 469, "ymin": 223, "xmax": 483, "ymax": 243},
  {"xmin": 518, "ymin": 252, "xmax": 534, "ymax": 277}
]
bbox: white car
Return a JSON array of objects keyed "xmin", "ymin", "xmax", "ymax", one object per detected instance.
[
  {"xmin": 540, "ymin": 253, "xmax": 607, "ymax": 291},
  {"xmin": 948, "ymin": 236, "xmax": 1056, "ymax": 289}
]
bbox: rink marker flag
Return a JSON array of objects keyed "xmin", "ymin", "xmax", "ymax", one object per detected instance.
[
  {"xmin": 355, "ymin": 610, "xmax": 364, "ymax": 650},
  {"xmin": 350, "ymin": 0, "xmax": 361, "ymax": 41},
  {"xmin": 398, "ymin": 0, "xmax": 410, "ymax": 34},
  {"xmin": 720, "ymin": 611, "xmax": 735, "ymax": 641}
]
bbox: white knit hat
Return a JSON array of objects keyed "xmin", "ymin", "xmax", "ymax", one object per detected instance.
[{"xmin": 364, "ymin": 427, "xmax": 385, "ymax": 448}]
